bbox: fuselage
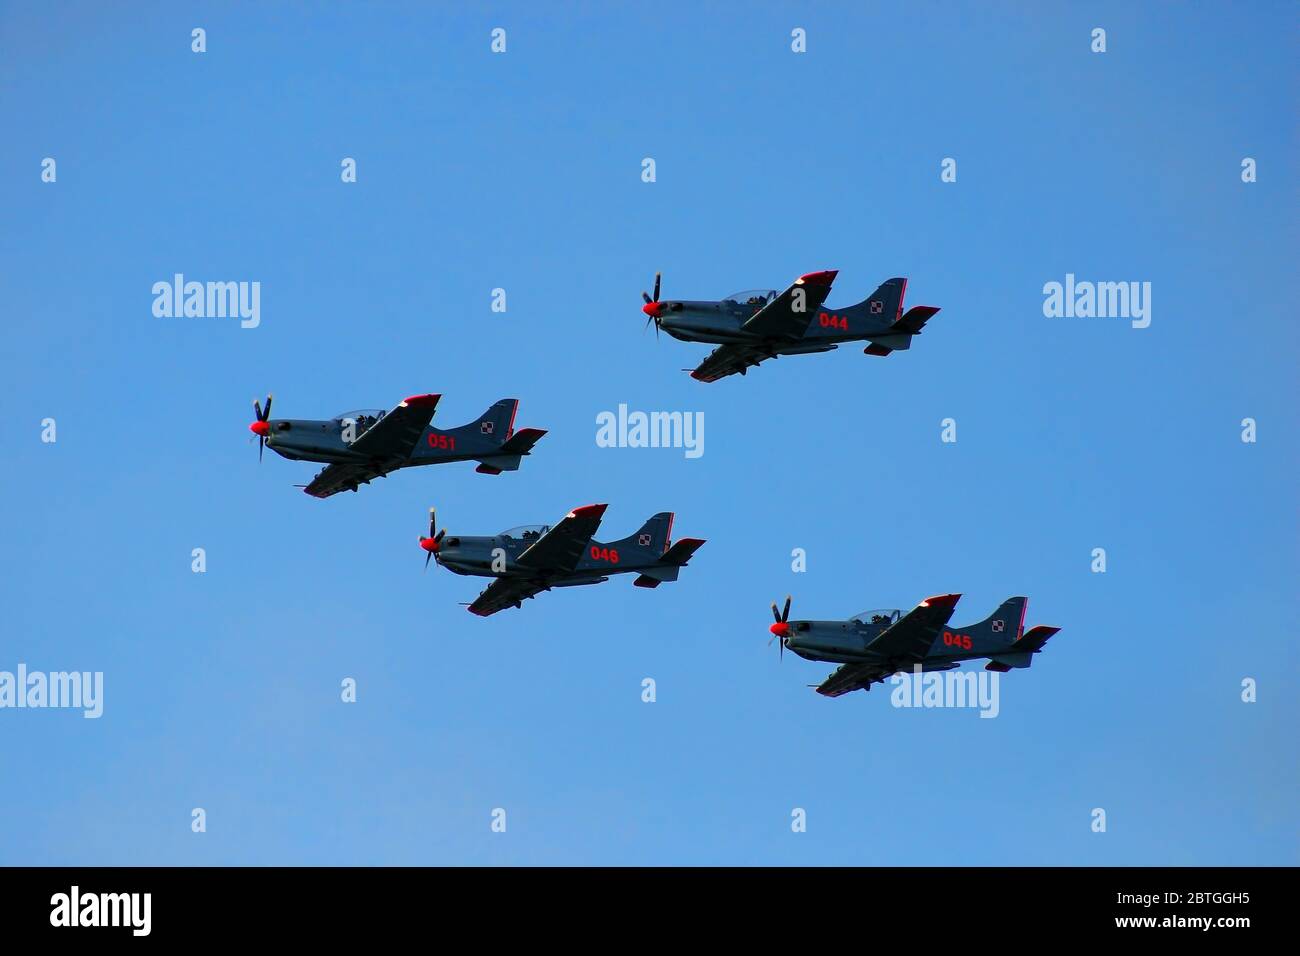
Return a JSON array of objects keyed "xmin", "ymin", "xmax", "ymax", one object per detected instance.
[
  {"xmin": 261, "ymin": 414, "xmax": 488, "ymax": 466},
  {"xmin": 652, "ymin": 298, "xmax": 888, "ymax": 348},
  {"xmin": 782, "ymin": 618, "xmax": 984, "ymax": 669},
  {"xmin": 434, "ymin": 530, "xmax": 656, "ymax": 583}
]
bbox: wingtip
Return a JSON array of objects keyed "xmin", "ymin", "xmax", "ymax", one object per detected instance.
[
  {"xmin": 569, "ymin": 503, "xmax": 609, "ymax": 519},
  {"xmin": 402, "ymin": 393, "xmax": 441, "ymax": 408},
  {"xmin": 797, "ymin": 269, "xmax": 838, "ymax": 286},
  {"xmin": 920, "ymin": 592, "xmax": 961, "ymax": 609}
]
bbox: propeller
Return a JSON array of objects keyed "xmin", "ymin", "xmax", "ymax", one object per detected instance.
[
  {"xmin": 641, "ymin": 271, "xmax": 663, "ymax": 338},
  {"xmin": 768, "ymin": 594, "xmax": 792, "ymax": 659},
  {"xmin": 249, "ymin": 394, "xmax": 273, "ymax": 462},
  {"xmin": 418, "ymin": 506, "xmax": 446, "ymax": 571}
]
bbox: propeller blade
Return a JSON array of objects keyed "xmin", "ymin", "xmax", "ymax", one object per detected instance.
[
  {"xmin": 435, "ymin": 529, "xmax": 445, "ymax": 543},
  {"xmin": 642, "ymin": 291, "xmax": 652, "ymax": 304},
  {"xmin": 258, "ymin": 435, "xmax": 264, "ymax": 462},
  {"xmin": 262, "ymin": 394, "xmax": 272, "ymax": 420},
  {"xmin": 781, "ymin": 595, "xmax": 792, "ymax": 623},
  {"xmin": 652, "ymin": 271, "xmax": 661, "ymax": 302},
  {"xmin": 771, "ymin": 601, "xmax": 781, "ymax": 624},
  {"xmin": 428, "ymin": 507, "xmax": 437, "ymax": 539},
  {"xmin": 424, "ymin": 550, "xmax": 432, "ymax": 572},
  {"xmin": 253, "ymin": 398, "xmax": 263, "ymax": 422}
]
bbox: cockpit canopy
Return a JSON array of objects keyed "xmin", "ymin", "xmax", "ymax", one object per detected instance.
[
  {"xmin": 852, "ymin": 609, "xmax": 902, "ymax": 626},
  {"xmin": 722, "ymin": 289, "xmax": 778, "ymax": 306},
  {"xmin": 499, "ymin": 524, "xmax": 550, "ymax": 540},
  {"xmin": 332, "ymin": 408, "xmax": 387, "ymax": 423}
]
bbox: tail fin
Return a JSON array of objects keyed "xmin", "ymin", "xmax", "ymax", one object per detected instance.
[
  {"xmin": 606, "ymin": 512, "xmax": 675, "ymax": 557},
  {"xmin": 843, "ymin": 278, "xmax": 940, "ymax": 356},
  {"xmin": 948, "ymin": 596, "xmax": 1028, "ymax": 655},
  {"xmin": 472, "ymin": 399, "xmax": 519, "ymax": 441}
]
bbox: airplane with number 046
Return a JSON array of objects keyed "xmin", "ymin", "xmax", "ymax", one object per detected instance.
[
  {"xmin": 418, "ymin": 504, "xmax": 706, "ymax": 616},
  {"xmin": 640, "ymin": 270, "xmax": 942, "ymax": 383},
  {"xmin": 767, "ymin": 593, "xmax": 1062, "ymax": 698},
  {"xmin": 247, "ymin": 393, "xmax": 547, "ymax": 498}
]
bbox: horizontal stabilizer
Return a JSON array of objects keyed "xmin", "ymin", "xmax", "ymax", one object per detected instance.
[
  {"xmin": 1016, "ymin": 625, "xmax": 1061, "ymax": 654},
  {"xmin": 661, "ymin": 537, "xmax": 706, "ymax": 566},
  {"xmin": 499, "ymin": 427, "xmax": 547, "ymax": 455},
  {"xmin": 894, "ymin": 305, "xmax": 940, "ymax": 335}
]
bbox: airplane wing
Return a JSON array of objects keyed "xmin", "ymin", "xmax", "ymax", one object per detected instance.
[
  {"xmin": 303, "ymin": 460, "xmax": 400, "ymax": 498},
  {"xmin": 302, "ymin": 394, "xmax": 441, "ymax": 498},
  {"xmin": 815, "ymin": 594, "xmax": 963, "ymax": 698},
  {"xmin": 739, "ymin": 270, "xmax": 838, "ymax": 339},
  {"xmin": 515, "ymin": 503, "xmax": 608, "ymax": 571},
  {"xmin": 815, "ymin": 660, "xmax": 892, "ymax": 698},
  {"xmin": 467, "ymin": 575, "xmax": 551, "ymax": 617},
  {"xmin": 347, "ymin": 394, "xmax": 441, "ymax": 459},
  {"xmin": 688, "ymin": 342, "xmax": 771, "ymax": 383}
]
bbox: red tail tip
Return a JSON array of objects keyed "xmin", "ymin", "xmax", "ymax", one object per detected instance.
[
  {"xmin": 797, "ymin": 270, "xmax": 838, "ymax": 286},
  {"xmin": 920, "ymin": 593, "xmax": 961, "ymax": 609},
  {"xmin": 402, "ymin": 393, "xmax": 441, "ymax": 408}
]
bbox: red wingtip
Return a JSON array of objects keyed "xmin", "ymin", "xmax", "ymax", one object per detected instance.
[
  {"xmin": 249, "ymin": 420, "xmax": 270, "ymax": 436},
  {"xmin": 467, "ymin": 606, "xmax": 490, "ymax": 617},
  {"xmin": 797, "ymin": 270, "xmax": 838, "ymax": 286},
  {"xmin": 569, "ymin": 503, "xmax": 608, "ymax": 520},
  {"xmin": 920, "ymin": 593, "xmax": 961, "ymax": 609},
  {"xmin": 402, "ymin": 393, "xmax": 441, "ymax": 408}
]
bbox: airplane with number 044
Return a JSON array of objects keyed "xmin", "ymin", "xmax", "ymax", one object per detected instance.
[
  {"xmin": 418, "ymin": 504, "xmax": 706, "ymax": 616},
  {"xmin": 247, "ymin": 393, "xmax": 547, "ymax": 498},
  {"xmin": 767, "ymin": 593, "xmax": 1061, "ymax": 698},
  {"xmin": 640, "ymin": 270, "xmax": 942, "ymax": 383}
]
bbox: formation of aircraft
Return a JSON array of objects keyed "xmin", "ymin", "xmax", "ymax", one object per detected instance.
[
  {"xmin": 640, "ymin": 270, "xmax": 941, "ymax": 382},
  {"xmin": 767, "ymin": 593, "xmax": 1062, "ymax": 697},
  {"xmin": 418, "ymin": 504, "xmax": 706, "ymax": 616},
  {"xmin": 243, "ymin": 271, "xmax": 1065, "ymax": 694},
  {"xmin": 248, "ymin": 393, "xmax": 546, "ymax": 498}
]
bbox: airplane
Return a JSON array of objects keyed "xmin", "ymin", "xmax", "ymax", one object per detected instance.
[
  {"xmin": 418, "ymin": 503, "xmax": 706, "ymax": 616},
  {"xmin": 766, "ymin": 593, "xmax": 1061, "ymax": 697},
  {"xmin": 247, "ymin": 393, "xmax": 547, "ymax": 498},
  {"xmin": 640, "ymin": 270, "xmax": 941, "ymax": 383}
]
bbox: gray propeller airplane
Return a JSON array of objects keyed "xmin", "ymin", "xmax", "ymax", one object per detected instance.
[
  {"xmin": 248, "ymin": 393, "xmax": 546, "ymax": 498},
  {"xmin": 767, "ymin": 593, "xmax": 1061, "ymax": 698},
  {"xmin": 418, "ymin": 503, "xmax": 706, "ymax": 616},
  {"xmin": 640, "ymin": 270, "xmax": 941, "ymax": 382}
]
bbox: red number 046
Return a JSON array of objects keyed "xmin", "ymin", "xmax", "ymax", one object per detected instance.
[{"xmin": 589, "ymin": 546, "xmax": 619, "ymax": 563}]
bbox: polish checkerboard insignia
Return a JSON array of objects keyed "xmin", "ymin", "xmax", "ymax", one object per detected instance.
[
  {"xmin": 869, "ymin": 300, "xmax": 883, "ymax": 314},
  {"xmin": 991, "ymin": 620, "xmax": 1005, "ymax": 632},
  {"xmin": 481, "ymin": 421, "xmax": 494, "ymax": 434},
  {"xmin": 638, "ymin": 533, "xmax": 652, "ymax": 547}
]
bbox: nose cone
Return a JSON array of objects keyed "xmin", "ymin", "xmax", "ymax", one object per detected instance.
[
  {"xmin": 249, "ymin": 420, "xmax": 270, "ymax": 437},
  {"xmin": 419, "ymin": 537, "xmax": 440, "ymax": 554},
  {"xmin": 642, "ymin": 301, "xmax": 663, "ymax": 318},
  {"xmin": 769, "ymin": 621, "xmax": 790, "ymax": 639}
]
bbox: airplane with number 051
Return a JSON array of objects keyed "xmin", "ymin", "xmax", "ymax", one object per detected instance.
[
  {"xmin": 639, "ymin": 270, "xmax": 942, "ymax": 383},
  {"xmin": 418, "ymin": 504, "xmax": 706, "ymax": 616},
  {"xmin": 767, "ymin": 593, "xmax": 1062, "ymax": 698},
  {"xmin": 247, "ymin": 393, "xmax": 547, "ymax": 498}
]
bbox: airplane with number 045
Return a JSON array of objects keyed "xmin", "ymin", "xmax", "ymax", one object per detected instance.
[
  {"xmin": 767, "ymin": 593, "xmax": 1061, "ymax": 698},
  {"xmin": 247, "ymin": 393, "xmax": 547, "ymax": 498},
  {"xmin": 640, "ymin": 270, "xmax": 942, "ymax": 383},
  {"xmin": 418, "ymin": 504, "xmax": 706, "ymax": 616}
]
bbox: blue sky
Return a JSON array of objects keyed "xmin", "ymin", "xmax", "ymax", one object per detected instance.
[{"xmin": 1, "ymin": 2, "xmax": 1295, "ymax": 865}]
